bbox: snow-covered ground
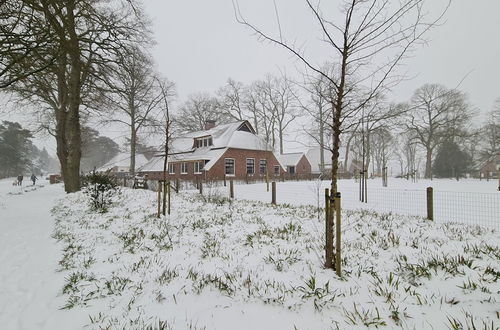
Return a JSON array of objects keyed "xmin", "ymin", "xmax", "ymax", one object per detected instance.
[
  {"xmin": 198, "ymin": 178, "xmax": 500, "ymax": 229},
  {"xmin": 1, "ymin": 178, "xmax": 499, "ymax": 329},
  {"xmin": 50, "ymin": 186, "xmax": 499, "ymax": 329},
  {"xmin": 0, "ymin": 178, "xmax": 87, "ymax": 329}
]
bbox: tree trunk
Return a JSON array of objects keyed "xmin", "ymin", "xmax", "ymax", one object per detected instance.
[
  {"xmin": 130, "ymin": 125, "xmax": 136, "ymax": 176},
  {"xmin": 279, "ymin": 123, "xmax": 284, "ymax": 154},
  {"xmin": 425, "ymin": 147, "xmax": 432, "ymax": 179}
]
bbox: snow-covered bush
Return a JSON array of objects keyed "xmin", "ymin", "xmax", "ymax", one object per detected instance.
[{"xmin": 82, "ymin": 172, "xmax": 118, "ymax": 212}]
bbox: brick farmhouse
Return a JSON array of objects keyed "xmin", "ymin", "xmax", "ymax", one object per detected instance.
[{"xmin": 139, "ymin": 121, "xmax": 284, "ymax": 181}]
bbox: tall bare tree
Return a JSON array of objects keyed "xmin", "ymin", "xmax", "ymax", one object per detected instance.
[
  {"xmin": 235, "ymin": 0, "xmax": 448, "ymax": 270},
  {"xmin": 100, "ymin": 46, "xmax": 162, "ymax": 176}
]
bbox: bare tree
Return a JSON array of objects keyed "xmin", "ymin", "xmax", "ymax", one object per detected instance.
[
  {"xmin": 370, "ymin": 127, "xmax": 393, "ymax": 176},
  {"xmin": 100, "ymin": 46, "xmax": 162, "ymax": 176},
  {"xmin": 403, "ymin": 84, "xmax": 474, "ymax": 179},
  {"xmin": 3, "ymin": 0, "xmax": 149, "ymax": 192},
  {"xmin": 156, "ymin": 78, "xmax": 176, "ymax": 216},
  {"xmin": 479, "ymin": 99, "xmax": 500, "ymax": 162},
  {"xmin": 217, "ymin": 78, "xmax": 247, "ymax": 121},
  {"xmin": 235, "ymin": 0, "xmax": 448, "ymax": 270},
  {"xmin": 176, "ymin": 92, "xmax": 228, "ymax": 132},
  {"xmin": 268, "ymin": 75, "xmax": 299, "ymax": 154}
]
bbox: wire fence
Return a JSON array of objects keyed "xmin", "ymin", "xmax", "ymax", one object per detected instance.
[{"xmin": 120, "ymin": 178, "xmax": 500, "ymax": 230}]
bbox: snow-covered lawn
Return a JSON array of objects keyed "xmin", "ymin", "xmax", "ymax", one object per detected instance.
[
  {"xmin": 52, "ymin": 186, "xmax": 500, "ymax": 329},
  {"xmin": 203, "ymin": 178, "xmax": 500, "ymax": 229},
  {"xmin": 0, "ymin": 179, "xmax": 87, "ymax": 330}
]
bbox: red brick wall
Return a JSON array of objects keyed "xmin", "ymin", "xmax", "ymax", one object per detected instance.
[
  {"xmin": 206, "ymin": 148, "xmax": 283, "ymax": 180},
  {"xmin": 139, "ymin": 159, "xmax": 205, "ymax": 181},
  {"xmin": 139, "ymin": 148, "xmax": 284, "ymax": 181},
  {"xmin": 296, "ymin": 155, "xmax": 312, "ymax": 175},
  {"xmin": 480, "ymin": 154, "xmax": 500, "ymax": 177}
]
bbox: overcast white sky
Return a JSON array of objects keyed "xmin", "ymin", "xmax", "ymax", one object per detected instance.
[
  {"xmin": 1, "ymin": 0, "xmax": 499, "ymax": 153},
  {"xmin": 145, "ymin": 0, "xmax": 500, "ymax": 116}
]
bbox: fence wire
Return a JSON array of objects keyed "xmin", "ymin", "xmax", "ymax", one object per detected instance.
[{"xmin": 121, "ymin": 178, "xmax": 500, "ymax": 230}]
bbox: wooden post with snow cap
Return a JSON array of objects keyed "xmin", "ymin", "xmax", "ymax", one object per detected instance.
[
  {"xmin": 426, "ymin": 187, "xmax": 433, "ymax": 221},
  {"xmin": 271, "ymin": 181, "xmax": 276, "ymax": 205},
  {"xmin": 230, "ymin": 179, "xmax": 234, "ymax": 198}
]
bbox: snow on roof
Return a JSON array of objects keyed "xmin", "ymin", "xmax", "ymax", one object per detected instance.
[
  {"xmin": 277, "ymin": 152, "xmax": 305, "ymax": 167},
  {"xmin": 98, "ymin": 153, "xmax": 148, "ymax": 172},
  {"xmin": 306, "ymin": 147, "xmax": 352, "ymax": 173},
  {"xmin": 142, "ymin": 121, "xmax": 270, "ymax": 172},
  {"xmin": 138, "ymin": 148, "xmax": 228, "ymax": 172}
]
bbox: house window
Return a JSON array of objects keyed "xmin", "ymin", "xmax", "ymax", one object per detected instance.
[
  {"xmin": 246, "ymin": 158, "xmax": 255, "ymax": 175},
  {"xmin": 168, "ymin": 163, "xmax": 176, "ymax": 174},
  {"xmin": 195, "ymin": 136, "xmax": 213, "ymax": 148},
  {"xmin": 225, "ymin": 158, "xmax": 235, "ymax": 176},
  {"xmin": 274, "ymin": 165, "xmax": 280, "ymax": 175},
  {"xmin": 287, "ymin": 166, "xmax": 296, "ymax": 174},
  {"xmin": 194, "ymin": 161, "xmax": 204, "ymax": 174},
  {"xmin": 181, "ymin": 162, "xmax": 188, "ymax": 174},
  {"xmin": 259, "ymin": 159, "xmax": 267, "ymax": 175}
]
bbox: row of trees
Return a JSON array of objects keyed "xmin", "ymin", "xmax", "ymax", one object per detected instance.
[{"xmin": 175, "ymin": 75, "xmax": 300, "ymax": 154}]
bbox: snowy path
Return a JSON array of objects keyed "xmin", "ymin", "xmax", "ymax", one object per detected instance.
[{"xmin": 0, "ymin": 179, "xmax": 86, "ymax": 330}]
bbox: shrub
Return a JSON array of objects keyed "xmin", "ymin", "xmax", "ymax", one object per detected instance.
[{"xmin": 83, "ymin": 171, "xmax": 118, "ymax": 212}]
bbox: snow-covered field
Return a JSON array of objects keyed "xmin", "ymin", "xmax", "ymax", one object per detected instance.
[
  {"xmin": 200, "ymin": 178, "xmax": 500, "ymax": 229},
  {"xmin": 50, "ymin": 186, "xmax": 500, "ymax": 329}
]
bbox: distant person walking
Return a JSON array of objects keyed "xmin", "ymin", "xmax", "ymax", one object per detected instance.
[
  {"xmin": 17, "ymin": 175, "xmax": 23, "ymax": 186},
  {"xmin": 30, "ymin": 174, "xmax": 38, "ymax": 186}
]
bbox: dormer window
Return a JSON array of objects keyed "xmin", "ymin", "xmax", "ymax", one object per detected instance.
[{"xmin": 195, "ymin": 136, "xmax": 213, "ymax": 148}]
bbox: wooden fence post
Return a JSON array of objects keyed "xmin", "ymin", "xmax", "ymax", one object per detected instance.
[
  {"xmin": 271, "ymin": 181, "xmax": 276, "ymax": 205},
  {"xmin": 157, "ymin": 181, "xmax": 161, "ymax": 217},
  {"xmin": 230, "ymin": 179, "xmax": 234, "ymax": 199},
  {"xmin": 199, "ymin": 181, "xmax": 203, "ymax": 195},
  {"xmin": 325, "ymin": 188, "xmax": 330, "ymax": 268},
  {"xmin": 167, "ymin": 181, "xmax": 171, "ymax": 215},
  {"xmin": 325, "ymin": 191, "xmax": 334, "ymax": 269},
  {"xmin": 224, "ymin": 174, "xmax": 227, "ymax": 187},
  {"xmin": 426, "ymin": 187, "xmax": 433, "ymax": 221},
  {"xmin": 175, "ymin": 178, "xmax": 179, "ymax": 193},
  {"xmin": 335, "ymin": 191, "xmax": 342, "ymax": 277},
  {"xmin": 162, "ymin": 180, "xmax": 167, "ymax": 216}
]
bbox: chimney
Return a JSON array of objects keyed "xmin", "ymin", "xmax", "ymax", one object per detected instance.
[{"xmin": 204, "ymin": 120, "xmax": 216, "ymax": 130}]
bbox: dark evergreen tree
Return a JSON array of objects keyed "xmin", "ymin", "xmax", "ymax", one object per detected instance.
[
  {"xmin": 0, "ymin": 121, "xmax": 33, "ymax": 178},
  {"xmin": 80, "ymin": 127, "xmax": 120, "ymax": 172},
  {"xmin": 433, "ymin": 140, "xmax": 472, "ymax": 179}
]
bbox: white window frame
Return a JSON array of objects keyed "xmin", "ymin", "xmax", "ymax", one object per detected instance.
[
  {"xmin": 246, "ymin": 158, "xmax": 255, "ymax": 175},
  {"xmin": 195, "ymin": 136, "xmax": 213, "ymax": 149},
  {"xmin": 274, "ymin": 165, "xmax": 280, "ymax": 175},
  {"xmin": 259, "ymin": 159, "xmax": 267, "ymax": 175},
  {"xmin": 181, "ymin": 162, "xmax": 188, "ymax": 174},
  {"xmin": 225, "ymin": 158, "xmax": 235, "ymax": 176},
  {"xmin": 287, "ymin": 165, "xmax": 296, "ymax": 175},
  {"xmin": 168, "ymin": 163, "xmax": 175, "ymax": 174},
  {"xmin": 194, "ymin": 161, "xmax": 203, "ymax": 174}
]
